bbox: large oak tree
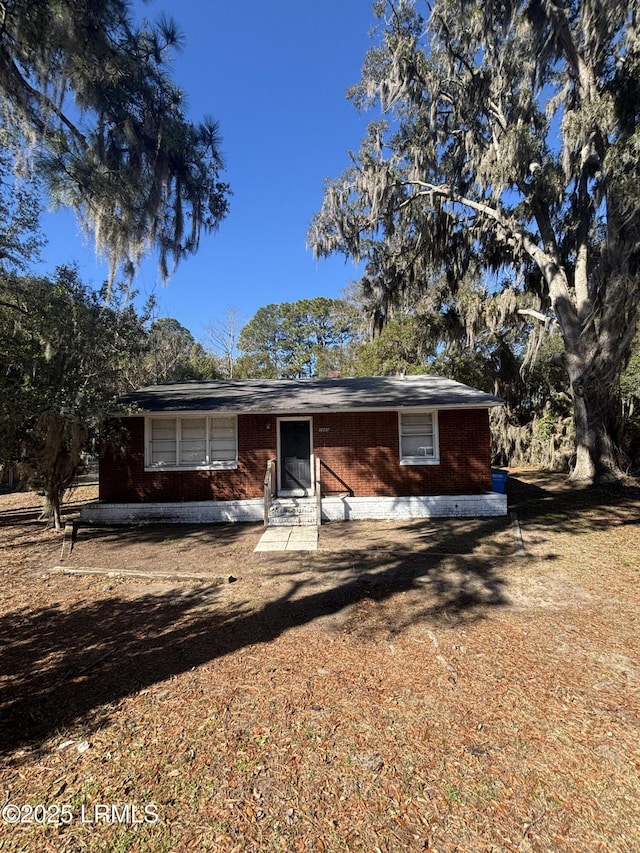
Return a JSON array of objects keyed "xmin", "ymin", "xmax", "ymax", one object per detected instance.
[
  {"xmin": 0, "ymin": 0, "xmax": 229, "ymax": 283},
  {"xmin": 309, "ymin": 0, "xmax": 640, "ymax": 483}
]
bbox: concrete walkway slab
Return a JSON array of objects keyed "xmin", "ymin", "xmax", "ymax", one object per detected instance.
[{"xmin": 254, "ymin": 526, "xmax": 318, "ymax": 552}]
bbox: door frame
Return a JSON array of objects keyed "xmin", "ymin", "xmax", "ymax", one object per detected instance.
[{"xmin": 276, "ymin": 416, "xmax": 314, "ymax": 496}]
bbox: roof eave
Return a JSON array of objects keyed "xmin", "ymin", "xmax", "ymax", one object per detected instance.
[{"xmin": 113, "ymin": 400, "xmax": 503, "ymax": 417}]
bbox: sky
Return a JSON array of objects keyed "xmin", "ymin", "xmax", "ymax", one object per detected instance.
[{"xmin": 38, "ymin": 0, "xmax": 378, "ymax": 342}]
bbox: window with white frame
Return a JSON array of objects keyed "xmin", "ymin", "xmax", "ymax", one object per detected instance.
[
  {"xmin": 399, "ymin": 410, "xmax": 439, "ymax": 464},
  {"xmin": 146, "ymin": 415, "xmax": 237, "ymax": 470}
]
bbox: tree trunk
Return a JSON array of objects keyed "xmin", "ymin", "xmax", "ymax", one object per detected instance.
[
  {"xmin": 542, "ymin": 262, "xmax": 625, "ymax": 485},
  {"xmin": 41, "ymin": 489, "xmax": 63, "ymax": 530},
  {"xmin": 565, "ymin": 355, "xmax": 623, "ymax": 484}
]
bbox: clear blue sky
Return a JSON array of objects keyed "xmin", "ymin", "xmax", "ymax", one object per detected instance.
[{"xmin": 38, "ymin": 0, "xmax": 377, "ymax": 340}]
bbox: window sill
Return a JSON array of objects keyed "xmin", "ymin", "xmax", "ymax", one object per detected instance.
[
  {"xmin": 400, "ymin": 457, "xmax": 440, "ymax": 466},
  {"xmin": 145, "ymin": 462, "xmax": 238, "ymax": 472}
]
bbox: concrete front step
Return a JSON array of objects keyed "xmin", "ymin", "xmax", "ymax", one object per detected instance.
[
  {"xmin": 268, "ymin": 497, "xmax": 318, "ymax": 527},
  {"xmin": 254, "ymin": 526, "xmax": 318, "ymax": 552}
]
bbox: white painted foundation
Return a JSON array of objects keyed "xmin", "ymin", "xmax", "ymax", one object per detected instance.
[
  {"xmin": 320, "ymin": 493, "xmax": 507, "ymax": 520},
  {"xmin": 80, "ymin": 493, "xmax": 507, "ymax": 525}
]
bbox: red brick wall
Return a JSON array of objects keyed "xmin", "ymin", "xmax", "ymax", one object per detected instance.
[
  {"xmin": 99, "ymin": 415, "xmax": 275, "ymax": 503},
  {"xmin": 100, "ymin": 409, "xmax": 491, "ymax": 503},
  {"xmin": 313, "ymin": 410, "xmax": 491, "ymax": 497}
]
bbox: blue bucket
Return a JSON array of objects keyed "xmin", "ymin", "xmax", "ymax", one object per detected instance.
[{"xmin": 491, "ymin": 469, "xmax": 508, "ymax": 494}]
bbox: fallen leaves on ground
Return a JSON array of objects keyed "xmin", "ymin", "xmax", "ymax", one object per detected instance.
[{"xmin": 0, "ymin": 472, "xmax": 639, "ymax": 852}]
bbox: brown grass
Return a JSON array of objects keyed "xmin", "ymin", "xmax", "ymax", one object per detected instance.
[{"xmin": 0, "ymin": 471, "xmax": 639, "ymax": 852}]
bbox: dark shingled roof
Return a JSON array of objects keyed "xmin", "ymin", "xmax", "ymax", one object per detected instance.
[{"xmin": 119, "ymin": 375, "xmax": 503, "ymax": 414}]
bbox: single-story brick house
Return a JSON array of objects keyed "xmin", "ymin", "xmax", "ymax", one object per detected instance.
[{"xmin": 83, "ymin": 375, "xmax": 506, "ymax": 525}]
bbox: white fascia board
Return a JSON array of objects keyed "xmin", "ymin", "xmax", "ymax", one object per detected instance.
[{"xmin": 116, "ymin": 402, "xmax": 501, "ymax": 418}]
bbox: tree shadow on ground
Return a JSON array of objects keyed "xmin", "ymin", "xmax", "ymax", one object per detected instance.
[
  {"xmin": 0, "ymin": 513, "xmax": 254, "ymax": 559},
  {"xmin": 66, "ymin": 521, "xmax": 260, "ymax": 549},
  {"xmin": 3, "ymin": 472, "xmax": 639, "ymax": 759},
  {"xmin": 0, "ymin": 486, "xmax": 96, "ymax": 524},
  {"xmin": 507, "ymin": 471, "xmax": 640, "ymax": 533},
  {"xmin": 0, "ymin": 515, "xmax": 512, "ymax": 758}
]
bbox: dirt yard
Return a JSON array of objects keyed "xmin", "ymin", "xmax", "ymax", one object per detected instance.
[{"xmin": 1, "ymin": 471, "xmax": 639, "ymax": 852}]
